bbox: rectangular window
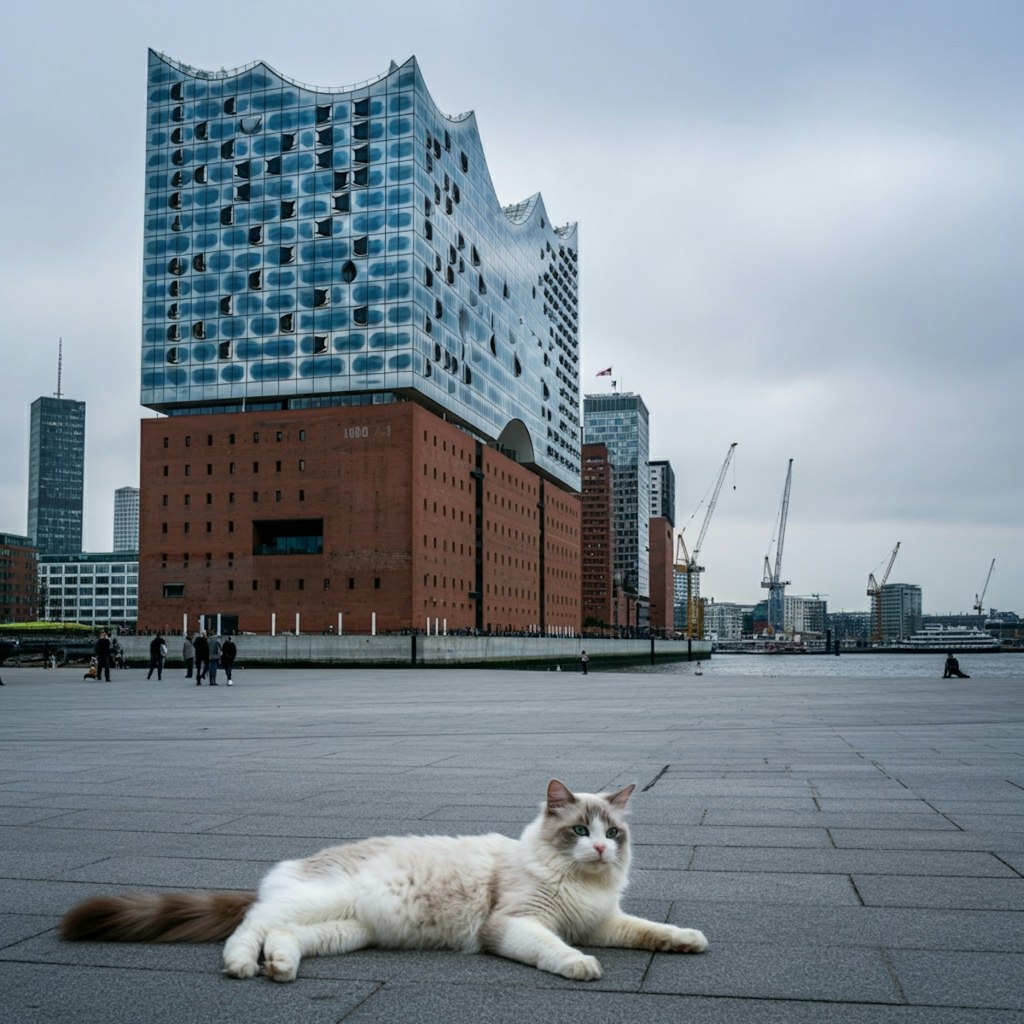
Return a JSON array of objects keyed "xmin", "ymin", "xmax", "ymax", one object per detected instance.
[
  {"xmin": 162, "ymin": 583, "xmax": 185, "ymax": 598},
  {"xmin": 252, "ymin": 518, "xmax": 324, "ymax": 556},
  {"xmin": 374, "ymin": 577, "xmax": 381, "ymax": 589},
  {"xmin": 348, "ymin": 577, "xmax": 355, "ymax": 589}
]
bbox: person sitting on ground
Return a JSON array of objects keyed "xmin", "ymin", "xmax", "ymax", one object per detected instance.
[{"xmin": 943, "ymin": 652, "xmax": 970, "ymax": 679}]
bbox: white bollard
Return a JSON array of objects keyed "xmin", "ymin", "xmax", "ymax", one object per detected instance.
[{"xmin": 271, "ymin": 612, "xmax": 276, "ymax": 637}]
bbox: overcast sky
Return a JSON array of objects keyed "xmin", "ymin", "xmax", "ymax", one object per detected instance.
[{"xmin": 1, "ymin": 0, "xmax": 1020, "ymax": 614}]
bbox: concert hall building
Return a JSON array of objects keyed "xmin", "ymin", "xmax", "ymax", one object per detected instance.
[{"xmin": 138, "ymin": 52, "xmax": 581, "ymax": 635}]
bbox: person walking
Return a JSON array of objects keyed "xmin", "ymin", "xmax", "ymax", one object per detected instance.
[
  {"xmin": 221, "ymin": 635, "xmax": 237, "ymax": 685},
  {"xmin": 182, "ymin": 636, "xmax": 195, "ymax": 679},
  {"xmin": 580, "ymin": 650, "xmax": 589, "ymax": 675},
  {"xmin": 94, "ymin": 631, "xmax": 113, "ymax": 682},
  {"xmin": 193, "ymin": 632, "xmax": 209, "ymax": 685},
  {"xmin": 147, "ymin": 635, "xmax": 166, "ymax": 680},
  {"xmin": 207, "ymin": 634, "xmax": 223, "ymax": 685}
]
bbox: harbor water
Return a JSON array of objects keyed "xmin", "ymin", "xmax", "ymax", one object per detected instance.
[{"xmin": 639, "ymin": 651, "xmax": 1024, "ymax": 679}]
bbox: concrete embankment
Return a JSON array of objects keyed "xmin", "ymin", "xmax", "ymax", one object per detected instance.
[{"xmin": 117, "ymin": 633, "xmax": 711, "ymax": 669}]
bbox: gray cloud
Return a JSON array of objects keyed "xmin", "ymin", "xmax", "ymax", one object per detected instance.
[{"xmin": 1, "ymin": 0, "xmax": 1020, "ymax": 615}]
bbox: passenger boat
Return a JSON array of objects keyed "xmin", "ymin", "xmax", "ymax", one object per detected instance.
[{"xmin": 894, "ymin": 625, "xmax": 1001, "ymax": 652}]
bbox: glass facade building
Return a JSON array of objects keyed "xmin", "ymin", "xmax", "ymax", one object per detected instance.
[
  {"xmin": 27, "ymin": 396, "xmax": 86, "ymax": 556},
  {"xmin": 143, "ymin": 52, "xmax": 580, "ymax": 490},
  {"xmin": 583, "ymin": 393, "xmax": 651, "ymax": 600}
]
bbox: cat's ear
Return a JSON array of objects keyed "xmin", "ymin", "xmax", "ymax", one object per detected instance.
[
  {"xmin": 606, "ymin": 783, "xmax": 636, "ymax": 810},
  {"xmin": 546, "ymin": 779, "xmax": 577, "ymax": 813}
]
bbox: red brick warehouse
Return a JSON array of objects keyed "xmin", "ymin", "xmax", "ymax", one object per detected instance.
[{"xmin": 138, "ymin": 403, "xmax": 580, "ymax": 635}]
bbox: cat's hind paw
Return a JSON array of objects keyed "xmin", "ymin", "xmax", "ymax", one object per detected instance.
[
  {"xmin": 556, "ymin": 953, "xmax": 603, "ymax": 981},
  {"xmin": 262, "ymin": 929, "xmax": 301, "ymax": 983}
]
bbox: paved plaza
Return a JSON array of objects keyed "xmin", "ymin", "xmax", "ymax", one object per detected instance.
[{"xmin": 1, "ymin": 663, "xmax": 1022, "ymax": 1022}]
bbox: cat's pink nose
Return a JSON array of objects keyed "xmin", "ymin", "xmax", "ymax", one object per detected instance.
[{"xmin": 593, "ymin": 843, "xmax": 607, "ymax": 856}]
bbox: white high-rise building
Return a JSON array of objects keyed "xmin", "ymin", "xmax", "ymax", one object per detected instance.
[{"xmin": 113, "ymin": 486, "xmax": 140, "ymax": 552}]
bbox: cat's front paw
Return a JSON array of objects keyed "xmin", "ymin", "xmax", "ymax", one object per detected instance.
[
  {"xmin": 557, "ymin": 953, "xmax": 603, "ymax": 981},
  {"xmin": 665, "ymin": 926, "xmax": 707, "ymax": 953},
  {"xmin": 223, "ymin": 954, "xmax": 259, "ymax": 979}
]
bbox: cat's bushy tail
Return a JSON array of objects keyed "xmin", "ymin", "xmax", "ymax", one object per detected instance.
[{"xmin": 60, "ymin": 891, "xmax": 255, "ymax": 943}]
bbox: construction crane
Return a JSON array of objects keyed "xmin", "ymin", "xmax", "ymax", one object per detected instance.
[
  {"xmin": 674, "ymin": 442, "xmax": 738, "ymax": 639},
  {"xmin": 867, "ymin": 541, "xmax": 900, "ymax": 644},
  {"xmin": 761, "ymin": 459, "xmax": 793, "ymax": 635},
  {"xmin": 974, "ymin": 559, "xmax": 996, "ymax": 617}
]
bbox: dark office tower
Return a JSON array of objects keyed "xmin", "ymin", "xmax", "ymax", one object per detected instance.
[{"xmin": 27, "ymin": 397, "xmax": 86, "ymax": 555}]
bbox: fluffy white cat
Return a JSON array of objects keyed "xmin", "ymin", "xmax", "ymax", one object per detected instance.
[{"xmin": 61, "ymin": 779, "xmax": 707, "ymax": 981}]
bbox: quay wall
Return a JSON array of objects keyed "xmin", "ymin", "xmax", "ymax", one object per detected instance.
[{"xmin": 117, "ymin": 634, "xmax": 711, "ymax": 669}]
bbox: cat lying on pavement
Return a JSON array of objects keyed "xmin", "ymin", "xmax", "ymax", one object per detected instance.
[{"xmin": 61, "ymin": 778, "xmax": 707, "ymax": 981}]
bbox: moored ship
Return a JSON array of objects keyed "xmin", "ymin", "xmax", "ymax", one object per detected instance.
[{"xmin": 895, "ymin": 625, "xmax": 1001, "ymax": 652}]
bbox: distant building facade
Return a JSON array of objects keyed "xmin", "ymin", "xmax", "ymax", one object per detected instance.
[
  {"xmin": 647, "ymin": 516, "xmax": 674, "ymax": 633},
  {"xmin": 581, "ymin": 443, "xmax": 615, "ymax": 628},
  {"xmin": 705, "ymin": 600, "xmax": 744, "ymax": 641},
  {"xmin": 784, "ymin": 595, "xmax": 828, "ymax": 635},
  {"xmin": 138, "ymin": 53, "xmax": 581, "ymax": 633},
  {"xmin": 38, "ymin": 552, "xmax": 139, "ymax": 628},
  {"xmin": 582, "ymin": 393, "xmax": 650, "ymax": 611},
  {"xmin": 648, "ymin": 460, "xmax": 675, "ymax": 527},
  {"xmin": 113, "ymin": 486, "xmax": 140, "ymax": 552},
  {"xmin": 881, "ymin": 583, "xmax": 922, "ymax": 641},
  {"xmin": 827, "ymin": 610, "xmax": 873, "ymax": 643},
  {"xmin": 27, "ymin": 396, "xmax": 86, "ymax": 555},
  {"xmin": 0, "ymin": 533, "xmax": 37, "ymax": 622}
]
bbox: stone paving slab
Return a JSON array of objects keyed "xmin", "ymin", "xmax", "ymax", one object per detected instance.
[{"xmin": 1, "ymin": 665, "xmax": 1023, "ymax": 1022}]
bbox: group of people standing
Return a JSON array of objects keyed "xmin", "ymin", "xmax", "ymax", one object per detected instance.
[
  {"xmin": 181, "ymin": 632, "xmax": 237, "ymax": 685},
  {"xmin": 144, "ymin": 632, "xmax": 237, "ymax": 685}
]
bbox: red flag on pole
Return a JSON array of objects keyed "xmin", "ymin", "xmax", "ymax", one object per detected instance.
[{"xmin": 596, "ymin": 367, "xmax": 612, "ymax": 376}]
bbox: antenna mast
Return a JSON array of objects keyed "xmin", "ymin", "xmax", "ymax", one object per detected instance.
[{"xmin": 55, "ymin": 338, "xmax": 64, "ymax": 399}]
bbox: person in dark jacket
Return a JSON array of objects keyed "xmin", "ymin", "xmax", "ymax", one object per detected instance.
[
  {"xmin": 95, "ymin": 631, "xmax": 112, "ymax": 682},
  {"xmin": 193, "ymin": 632, "xmax": 210, "ymax": 685},
  {"xmin": 221, "ymin": 636, "xmax": 237, "ymax": 685},
  {"xmin": 147, "ymin": 635, "xmax": 166, "ymax": 680}
]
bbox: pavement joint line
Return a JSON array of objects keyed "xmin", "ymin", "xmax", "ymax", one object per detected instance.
[
  {"xmin": 641, "ymin": 764, "xmax": 670, "ymax": 792},
  {"xmin": 847, "ymin": 874, "xmax": 867, "ymax": 906}
]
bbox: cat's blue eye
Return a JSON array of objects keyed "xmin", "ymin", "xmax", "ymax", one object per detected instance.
[
  {"xmin": 572, "ymin": 825, "xmax": 589, "ymax": 836},
  {"xmin": 606, "ymin": 827, "xmax": 619, "ymax": 839}
]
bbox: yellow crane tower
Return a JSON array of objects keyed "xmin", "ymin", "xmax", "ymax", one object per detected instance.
[
  {"xmin": 867, "ymin": 541, "xmax": 900, "ymax": 644},
  {"xmin": 674, "ymin": 443, "xmax": 738, "ymax": 639}
]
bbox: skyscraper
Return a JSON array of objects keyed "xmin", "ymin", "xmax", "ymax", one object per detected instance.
[
  {"xmin": 583, "ymin": 393, "xmax": 651, "ymax": 607},
  {"xmin": 113, "ymin": 486, "xmax": 140, "ymax": 552},
  {"xmin": 138, "ymin": 53, "xmax": 581, "ymax": 634},
  {"xmin": 27, "ymin": 396, "xmax": 86, "ymax": 556},
  {"xmin": 649, "ymin": 460, "xmax": 675, "ymax": 527}
]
